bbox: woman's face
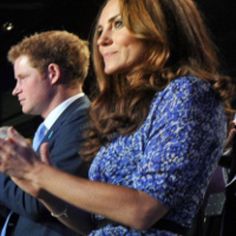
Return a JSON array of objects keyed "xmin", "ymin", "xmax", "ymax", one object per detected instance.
[{"xmin": 96, "ymin": 0, "xmax": 145, "ymax": 75}]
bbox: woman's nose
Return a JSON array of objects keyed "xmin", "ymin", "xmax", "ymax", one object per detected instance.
[{"xmin": 97, "ymin": 29, "xmax": 113, "ymax": 46}]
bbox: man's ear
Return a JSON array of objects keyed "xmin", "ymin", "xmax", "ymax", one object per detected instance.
[{"xmin": 47, "ymin": 63, "xmax": 61, "ymax": 85}]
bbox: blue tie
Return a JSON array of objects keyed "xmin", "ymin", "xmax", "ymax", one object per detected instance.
[
  {"xmin": 32, "ymin": 122, "xmax": 47, "ymax": 151},
  {"xmin": 0, "ymin": 123, "xmax": 47, "ymax": 236},
  {"xmin": 0, "ymin": 212, "xmax": 13, "ymax": 236}
]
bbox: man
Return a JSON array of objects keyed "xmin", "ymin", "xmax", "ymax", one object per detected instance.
[
  {"xmin": 0, "ymin": 31, "xmax": 91, "ymax": 235},
  {"xmin": 219, "ymin": 117, "xmax": 236, "ymax": 236}
]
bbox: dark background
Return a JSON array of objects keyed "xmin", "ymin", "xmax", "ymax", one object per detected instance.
[{"xmin": 0, "ymin": 0, "xmax": 235, "ymax": 138}]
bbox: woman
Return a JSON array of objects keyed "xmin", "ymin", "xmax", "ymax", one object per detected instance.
[{"xmin": 0, "ymin": 0, "xmax": 233, "ymax": 235}]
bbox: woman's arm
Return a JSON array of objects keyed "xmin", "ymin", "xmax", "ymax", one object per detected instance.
[
  {"xmin": 28, "ymin": 162, "xmax": 167, "ymax": 230},
  {"xmin": 12, "ymin": 176, "xmax": 93, "ymax": 235},
  {"xmin": 0, "ymin": 128, "xmax": 168, "ymax": 230}
]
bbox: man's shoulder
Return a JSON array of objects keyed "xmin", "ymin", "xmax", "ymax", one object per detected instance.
[{"xmin": 60, "ymin": 95, "xmax": 90, "ymax": 121}]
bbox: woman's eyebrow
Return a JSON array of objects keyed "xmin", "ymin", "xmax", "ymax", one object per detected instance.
[{"xmin": 97, "ymin": 14, "xmax": 121, "ymax": 29}]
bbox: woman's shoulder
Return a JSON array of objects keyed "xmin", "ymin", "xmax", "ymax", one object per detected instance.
[
  {"xmin": 149, "ymin": 75, "xmax": 221, "ymax": 115},
  {"xmin": 153, "ymin": 75, "xmax": 215, "ymax": 102},
  {"xmin": 167, "ymin": 75, "xmax": 212, "ymax": 93}
]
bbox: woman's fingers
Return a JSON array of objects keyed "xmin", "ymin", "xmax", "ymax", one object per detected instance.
[
  {"xmin": 40, "ymin": 143, "xmax": 51, "ymax": 165},
  {"xmin": 8, "ymin": 128, "xmax": 29, "ymax": 147}
]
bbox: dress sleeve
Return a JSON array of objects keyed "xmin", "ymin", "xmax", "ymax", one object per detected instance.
[{"xmin": 132, "ymin": 77, "xmax": 226, "ymax": 208}]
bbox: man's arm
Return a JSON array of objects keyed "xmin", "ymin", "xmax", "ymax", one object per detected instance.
[{"xmin": 0, "ymin": 100, "xmax": 91, "ymax": 223}]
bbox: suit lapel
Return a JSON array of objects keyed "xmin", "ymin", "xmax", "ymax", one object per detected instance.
[{"xmin": 38, "ymin": 95, "xmax": 90, "ymax": 149}]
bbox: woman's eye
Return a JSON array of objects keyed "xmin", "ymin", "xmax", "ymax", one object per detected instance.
[
  {"xmin": 114, "ymin": 19, "xmax": 124, "ymax": 29},
  {"xmin": 96, "ymin": 29, "xmax": 103, "ymax": 37}
]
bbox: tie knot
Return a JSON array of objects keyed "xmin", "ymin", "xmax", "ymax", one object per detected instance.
[{"xmin": 32, "ymin": 123, "xmax": 47, "ymax": 151}]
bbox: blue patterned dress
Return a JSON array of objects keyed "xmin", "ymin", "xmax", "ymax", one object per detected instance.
[{"xmin": 88, "ymin": 76, "xmax": 227, "ymax": 235}]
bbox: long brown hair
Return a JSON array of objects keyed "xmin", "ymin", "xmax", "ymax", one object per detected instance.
[{"xmin": 81, "ymin": 0, "xmax": 234, "ymax": 160}]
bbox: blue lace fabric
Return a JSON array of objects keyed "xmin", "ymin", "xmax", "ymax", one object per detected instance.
[{"xmin": 89, "ymin": 76, "xmax": 227, "ymax": 236}]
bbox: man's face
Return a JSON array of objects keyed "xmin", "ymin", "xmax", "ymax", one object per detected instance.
[{"xmin": 12, "ymin": 55, "xmax": 52, "ymax": 116}]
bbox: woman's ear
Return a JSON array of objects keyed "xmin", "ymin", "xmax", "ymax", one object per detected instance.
[{"xmin": 47, "ymin": 63, "xmax": 61, "ymax": 85}]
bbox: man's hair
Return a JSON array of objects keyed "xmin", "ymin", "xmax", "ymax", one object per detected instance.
[{"xmin": 8, "ymin": 30, "xmax": 90, "ymax": 86}]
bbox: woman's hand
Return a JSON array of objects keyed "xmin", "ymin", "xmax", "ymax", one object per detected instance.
[
  {"xmin": 0, "ymin": 127, "xmax": 50, "ymax": 197},
  {"xmin": 0, "ymin": 128, "xmax": 39, "ymax": 176}
]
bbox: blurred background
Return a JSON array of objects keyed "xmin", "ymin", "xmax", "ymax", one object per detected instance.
[{"xmin": 0, "ymin": 0, "xmax": 235, "ymax": 138}]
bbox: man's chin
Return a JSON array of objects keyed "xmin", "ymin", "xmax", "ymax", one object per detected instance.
[
  {"xmin": 22, "ymin": 106, "xmax": 40, "ymax": 116},
  {"xmin": 22, "ymin": 108, "xmax": 33, "ymax": 115}
]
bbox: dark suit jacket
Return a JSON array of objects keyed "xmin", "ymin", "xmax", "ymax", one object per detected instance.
[
  {"xmin": 220, "ymin": 139, "xmax": 236, "ymax": 236},
  {"xmin": 0, "ymin": 95, "xmax": 91, "ymax": 236}
]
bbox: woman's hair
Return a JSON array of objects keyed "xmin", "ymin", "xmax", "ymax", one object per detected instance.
[
  {"xmin": 81, "ymin": 0, "xmax": 234, "ymax": 160},
  {"xmin": 8, "ymin": 30, "xmax": 90, "ymax": 87}
]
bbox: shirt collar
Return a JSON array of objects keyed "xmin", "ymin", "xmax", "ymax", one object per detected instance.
[{"xmin": 43, "ymin": 92, "xmax": 84, "ymax": 130}]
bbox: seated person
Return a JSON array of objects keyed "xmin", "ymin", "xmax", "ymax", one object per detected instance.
[{"xmin": 0, "ymin": 0, "xmax": 234, "ymax": 235}]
